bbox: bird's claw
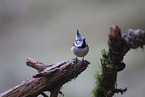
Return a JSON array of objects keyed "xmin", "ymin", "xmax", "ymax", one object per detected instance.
[
  {"xmin": 75, "ymin": 57, "xmax": 78, "ymax": 64},
  {"xmin": 81, "ymin": 57, "xmax": 84, "ymax": 64}
]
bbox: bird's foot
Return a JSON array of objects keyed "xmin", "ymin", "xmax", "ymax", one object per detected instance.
[
  {"xmin": 75, "ymin": 57, "xmax": 78, "ymax": 64},
  {"xmin": 81, "ymin": 57, "xmax": 84, "ymax": 64}
]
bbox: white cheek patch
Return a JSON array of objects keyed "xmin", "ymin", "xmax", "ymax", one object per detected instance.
[
  {"xmin": 76, "ymin": 41, "xmax": 81, "ymax": 45},
  {"xmin": 74, "ymin": 40, "xmax": 83, "ymax": 47}
]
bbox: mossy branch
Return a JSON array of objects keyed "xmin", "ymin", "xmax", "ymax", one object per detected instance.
[{"xmin": 92, "ymin": 25, "xmax": 145, "ymax": 97}]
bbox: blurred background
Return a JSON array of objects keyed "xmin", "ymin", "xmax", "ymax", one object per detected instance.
[{"xmin": 0, "ymin": 0, "xmax": 145, "ymax": 97}]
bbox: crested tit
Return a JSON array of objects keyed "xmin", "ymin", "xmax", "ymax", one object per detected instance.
[{"xmin": 71, "ymin": 29, "xmax": 89, "ymax": 63}]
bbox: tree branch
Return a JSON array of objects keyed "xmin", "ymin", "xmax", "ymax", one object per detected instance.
[
  {"xmin": 0, "ymin": 58, "xmax": 90, "ymax": 97},
  {"xmin": 92, "ymin": 25, "xmax": 145, "ymax": 97}
]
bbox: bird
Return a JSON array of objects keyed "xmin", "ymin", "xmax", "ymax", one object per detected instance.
[{"xmin": 71, "ymin": 29, "xmax": 89, "ymax": 63}]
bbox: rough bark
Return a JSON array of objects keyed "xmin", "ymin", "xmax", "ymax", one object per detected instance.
[
  {"xmin": 0, "ymin": 58, "xmax": 90, "ymax": 97},
  {"xmin": 92, "ymin": 25, "xmax": 145, "ymax": 97}
]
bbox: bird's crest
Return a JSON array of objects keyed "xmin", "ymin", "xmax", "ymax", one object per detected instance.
[{"xmin": 75, "ymin": 29, "xmax": 85, "ymax": 40}]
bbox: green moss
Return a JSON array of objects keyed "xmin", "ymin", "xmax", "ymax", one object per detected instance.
[
  {"xmin": 92, "ymin": 70, "xmax": 105, "ymax": 97},
  {"xmin": 92, "ymin": 49, "xmax": 116, "ymax": 97},
  {"xmin": 100, "ymin": 48, "xmax": 107, "ymax": 56}
]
